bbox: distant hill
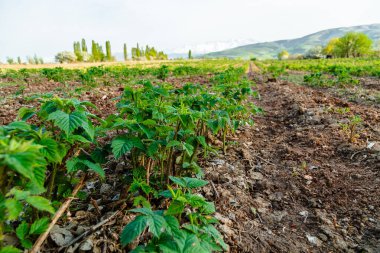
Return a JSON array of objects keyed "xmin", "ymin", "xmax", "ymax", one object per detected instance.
[{"xmin": 203, "ymin": 24, "xmax": 380, "ymax": 59}]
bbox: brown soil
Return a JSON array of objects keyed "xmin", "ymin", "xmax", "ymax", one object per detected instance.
[
  {"xmin": 1, "ymin": 73, "xmax": 379, "ymax": 252},
  {"xmin": 201, "ymin": 78, "xmax": 380, "ymax": 252}
]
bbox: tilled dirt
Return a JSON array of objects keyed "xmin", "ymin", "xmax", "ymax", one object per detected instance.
[
  {"xmin": 201, "ymin": 79, "xmax": 380, "ymax": 252},
  {"xmin": 1, "ymin": 73, "xmax": 380, "ymax": 252}
]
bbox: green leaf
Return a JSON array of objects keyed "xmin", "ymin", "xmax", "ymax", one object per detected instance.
[
  {"xmin": 47, "ymin": 110, "xmax": 87, "ymax": 136},
  {"xmin": 147, "ymin": 141, "xmax": 159, "ymax": 158},
  {"xmin": 168, "ymin": 176, "xmax": 186, "ymax": 188},
  {"xmin": 142, "ymin": 119, "xmax": 156, "ymax": 126},
  {"xmin": 186, "ymin": 194, "xmax": 207, "ymax": 208},
  {"xmin": 167, "ymin": 140, "xmax": 181, "ymax": 148},
  {"xmin": 30, "ymin": 217, "xmax": 49, "ymax": 235},
  {"xmin": 166, "ymin": 200, "xmax": 185, "ymax": 216},
  {"xmin": 129, "ymin": 208, "xmax": 154, "ymax": 216},
  {"xmin": 147, "ymin": 214, "xmax": 166, "ymax": 237},
  {"xmin": 38, "ymin": 138, "xmax": 61, "ymax": 163},
  {"xmin": 16, "ymin": 221, "xmax": 29, "ymax": 241},
  {"xmin": 120, "ymin": 215, "xmax": 148, "ymax": 247},
  {"xmin": 25, "ymin": 196, "xmax": 55, "ymax": 214},
  {"xmin": 5, "ymin": 198, "xmax": 23, "ymax": 220},
  {"xmin": 201, "ymin": 202, "xmax": 216, "ymax": 215},
  {"xmin": 183, "ymin": 177, "xmax": 208, "ymax": 189},
  {"xmin": 66, "ymin": 157, "xmax": 105, "ymax": 178},
  {"xmin": 17, "ymin": 107, "xmax": 36, "ymax": 121},
  {"xmin": 0, "ymin": 246, "xmax": 22, "ymax": 253},
  {"xmin": 203, "ymin": 225, "xmax": 229, "ymax": 251},
  {"xmin": 111, "ymin": 135, "xmax": 144, "ymax": 159},
  {"xmin": 20, "ymin": 239, "xmax": 33, "ymax": 249},
  {"xmin": 164, "ymin": 215, "xmax": 181, "ymax": 237},
  {"xmin": 183, "ymin": 143, "xmax": 194, "ymax": 156}
]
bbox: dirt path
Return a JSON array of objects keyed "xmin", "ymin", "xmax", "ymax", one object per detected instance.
[{"xmin": 202, "ymin": 79, "xmax": 380, "ymax": 252}]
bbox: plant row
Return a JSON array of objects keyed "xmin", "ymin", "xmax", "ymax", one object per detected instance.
[{"xmin": 0, "ymin": 67, "xmax": 260, "ymax": 252}]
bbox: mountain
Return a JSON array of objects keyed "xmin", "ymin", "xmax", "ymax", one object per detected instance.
[
  {"xmin": 167, "ymin": 39, "xmax": 257, "ymax": 59},
  {"xmin": 203, "ymin": 24, "xmax": 380, "ymax": 59}
]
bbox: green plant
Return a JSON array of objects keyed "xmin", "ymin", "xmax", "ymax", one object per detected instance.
[{"xmin": 340, "ymin": 115, "xmax": 363, "ymax": 143}]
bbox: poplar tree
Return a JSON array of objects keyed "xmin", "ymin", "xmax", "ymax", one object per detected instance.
[
  {"xmin": 106, "ymin": 41, "xmax": 112, "ymax": 61},
  {"xmin": 136, "ymin": 43, "xmax": 141, "ymax": 57},
  {"xmin": 188, "ymin": 50, "xmax": 192, "ymax": 59},
  {"xmin": 81, "ymin": 38, "xmax": 87, "ymax": 52},
  {"xmin": 123, "ymin": 43, "xmax": 128, "ymax": 61}
]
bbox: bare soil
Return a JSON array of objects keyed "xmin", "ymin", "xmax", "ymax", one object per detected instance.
[{"xmin": 1, "ymin": 73, "xmax": 379, "ymax": 252}]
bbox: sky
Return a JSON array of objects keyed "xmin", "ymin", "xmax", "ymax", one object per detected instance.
[{"xmin": 0, "ymin": 0, "xmax": 379, "ymax": 61}]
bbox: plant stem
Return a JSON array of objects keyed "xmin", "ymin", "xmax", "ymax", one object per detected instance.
[
  {"xmin": 166, "ymin": 120, "xmax": 181, "ymax": 183},
  {"xmin": 222, "ymin": 127, "xmax": 228, "ymax": 155},
  {"xmin": 46, "ymin": 164, "xmax": 58, "ymax": 199}
]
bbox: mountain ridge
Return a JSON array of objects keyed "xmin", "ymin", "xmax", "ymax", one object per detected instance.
[{"xmin": 203, "ymin": 24, "xmax": 380, "ymax": 59}]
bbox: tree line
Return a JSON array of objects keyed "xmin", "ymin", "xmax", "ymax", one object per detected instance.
[{"xmin": 55, "ymin": 39, "xmax": 169, "ymax": 63}]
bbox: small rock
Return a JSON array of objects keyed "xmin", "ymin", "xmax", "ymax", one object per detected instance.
[
  {"xmin": 318, "ymin": 233, "xmax": 328, "ymax": 242},
  {"xmin": 227, "ymin": 163, "xmax": 235, "ymax": 171},
  {"xmin": 306, "ymin": 234, "xmax": 322, "ymax": 247},
  {"xmin": 250, "ymin": 172, "xmax": 264, "ymax": 180},
  {"xmin": 80, "ymin": 239, "xmax": 94, "ymax": 251},
  {"xmin": 100, "ymin": 183, "xmax": 112, "ymax": 194},
  {"xmin": 215, "ymin": 213, "xmax": 233, "ymax": 226},
  {"xmin": 50, "ymin": 225, "xmax": 73, "ymax": 246},
  {"xmin": 269, "ymin": 192, "xmax": 283, "ymax": 201},
  {"xmin": 270, "ymin": 211, "xmax": 287, "ymax": 222},
  {"xmin": 75, "ymin": 210, "xmax": 88, "ymax": 219},
  {"xmin": 210, "ymin": 159, "xmax": 225, "ymax": 166},
  {"xmin": 219, "ymin": 224, "xmax": 234, "ymax": 237}
]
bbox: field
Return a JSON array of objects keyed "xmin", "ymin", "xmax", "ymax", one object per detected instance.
[{"xmin": 0, "ymin": 59, "xmax": 379, "ymax": 252}]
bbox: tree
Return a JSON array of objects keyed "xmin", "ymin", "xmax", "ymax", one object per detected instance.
[
  {"xmin": 123, "ymin": 43, "xmax": 128, "ymax": 61},
  {"xmin": 334, "ymin": 32, "xmax": 373, "ymax": 58},
  {"xmin": 6, "ymin": 57, "xmax": 14, "ymax": 64},
  {"xmin": 304, "ymin": 46, "xmax": 323, "ymax": 59},
  {"xmin": 323, "ymin": 38, "xmax": 339, "ymax": 57},
  {"xmin": 81, "ymin": 38, "xmax": 87, "ymax": 52},
  {"xmin": 106, "ymin": 40, "xmax": 112, "ymax": 61},
  {"xmin": 136, "ymin": 43, "xmax": 141, "ymax": 58},
  {"xmin": 188, "ymin": 50, "xmax": 192, "ymax": 59},
  {"xmin": 55, "ymin": 51, "xmax": 77, "ymax": 63},
  {"xmin": 277, "ymin": 50, "xmax": 289, "ymax": 60},
  {"xmin": 73, "ymin": 41, "xmax": 83, "ymax": 61},
  {"xmin": 17, "ymin": 56, "xmax": 22, "ymax": 64}
]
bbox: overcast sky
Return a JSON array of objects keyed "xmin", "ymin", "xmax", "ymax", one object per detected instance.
[{"xmin": 0, "ymin": 0, "xmax": 379, "ymax": 61}]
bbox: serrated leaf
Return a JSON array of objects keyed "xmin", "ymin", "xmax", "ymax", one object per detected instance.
[
  {"xmin": 166, "ymin": 200, "xmax": 185, "ymax": 216},
  {"xmin": 20, "ymin": 239, "xmax": 33, "ymax": 249},
  {"xmin": 38, "ymin": 138, "xmax": 60, "ymax": 163},
  {"xmin": 167, "ymin": 140, "xmax": 181, "ymax": 148},
  {"xmin": 147, "ymin": 141, "xmax": 159, "ymax": 158},
  {"xmin": 5, "ymin": 199, "xmax": 23, "ymax": 220},
  {"xmin": 29, "ymin": 217, "xmax": 49, "ymax": 235},
  {"xmin": 17, "ymin": 107, "xmax": 36, "ymax": 121},
  {"xmin": 129, "ymin": 208, "xmax": 154, "ymax": 216},
  {"xmin": 25, "ymin": 196, "xmax": 55, "ymax": 214},
  {"xmin": 47, "ymin": 110, "xmax": 87, "ymax": 136},
  {"xmin": 120, "ymin": 215, "xmax": 148, "ymax": 246},
  {"xmin": 66, "ymin": 157, "xmax": 104, "ymax": 178},
  {"xmin": 147, "ymin": 214, "xmax": 166, "ymax": 237},
  {"xmin": 200, "ymin": 202, "xmax": 216, "ymax": 215},
  {"xmin": 183, "ymin": 143, "xmax": 194, "ymax": 156},
  {"xmin": 16, "ymin": 221, "xmax": 29, "ymax": 241},
  {"xmin": 183, "ymin": 177, "xmax": 208, "ymax": 189},
  {"xmin": 168, "ymin": 176, "xmax": 186, "ymax": 188},
  {"xmin": 111, "ymin": 135, "xmax": 144, "ymax": 159}
]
